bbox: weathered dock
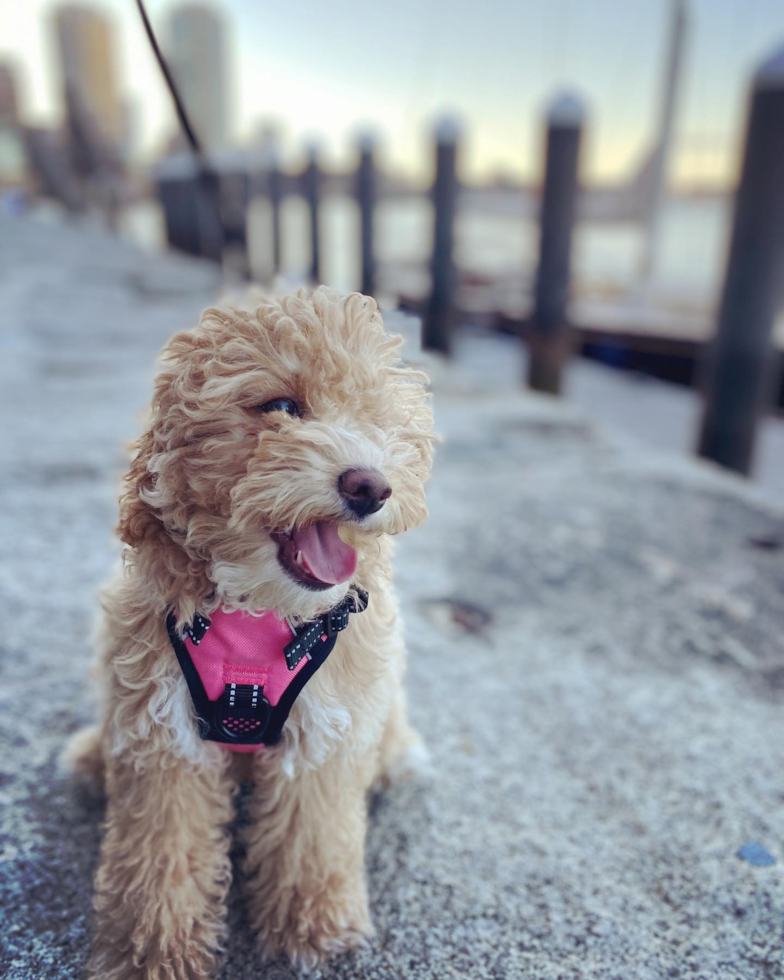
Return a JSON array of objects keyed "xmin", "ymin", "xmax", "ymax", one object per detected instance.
[{"xmin": 2, "ymin": 214, "xmax": 784, "ymax": 980}]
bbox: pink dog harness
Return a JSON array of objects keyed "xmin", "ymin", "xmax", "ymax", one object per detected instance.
[{"xmin": 166, "ymin": 590, "xmax": 367, "ymax": 751}]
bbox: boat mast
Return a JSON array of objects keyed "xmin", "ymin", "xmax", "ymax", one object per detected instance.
[{"xmin": 638, "ymin": 0, "xmax": 689, "ymax": 288}]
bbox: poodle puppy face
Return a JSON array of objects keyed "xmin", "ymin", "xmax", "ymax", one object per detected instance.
[{"xmin": 119, "ymin": 289, "xmax": 434, "ymax": 621}]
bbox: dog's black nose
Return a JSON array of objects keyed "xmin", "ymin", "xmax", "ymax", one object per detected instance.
[{"xmin": 338, "ymin": 468, "xmax": 392, "ymax": 518}]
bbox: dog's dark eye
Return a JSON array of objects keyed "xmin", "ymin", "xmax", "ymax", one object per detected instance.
[{"xmin": 255, "ymin": 398, "xmax": 300, "ymax": 417}]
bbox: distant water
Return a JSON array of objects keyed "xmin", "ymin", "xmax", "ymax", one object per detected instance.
[{"xmin": 120, "ymin": 194, "xmax": 732, "ymax": 314}]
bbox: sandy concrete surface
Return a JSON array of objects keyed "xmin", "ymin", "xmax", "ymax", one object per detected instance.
[{"xmin": 1, "ymin": 216, "xmax": 783, "ymax": 980}]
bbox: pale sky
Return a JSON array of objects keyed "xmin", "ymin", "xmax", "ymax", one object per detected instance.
[{"xmin": 2, "ymin": 0, "xmax": 783, "ymax": 187}]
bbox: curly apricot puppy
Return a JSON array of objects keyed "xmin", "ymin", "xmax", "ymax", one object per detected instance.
[{"xmin": 68, "ymin": 288, "xmax": 434, "ymax": 979}]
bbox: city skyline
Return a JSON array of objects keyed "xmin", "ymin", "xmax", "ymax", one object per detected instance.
[
  {"xmin": 2, "ymin": 0, "xmax": 784, "ymax": 188},
  {"xmin": 168, "ymin": 3, "xmax": 228, "ymax": 150},
  {"xmin": 53, "ymin": 4, "xmax": 124, "ymax": 146}
]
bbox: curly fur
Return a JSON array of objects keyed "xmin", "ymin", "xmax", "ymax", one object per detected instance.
[{"xmin": 67, "ymin": 288, "xmax": 434, "ymax": 979}]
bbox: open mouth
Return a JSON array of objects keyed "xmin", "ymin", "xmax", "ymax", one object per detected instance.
[{"xmin": 271, "ymin": 522, "xmax": 358, "ymax": 591}]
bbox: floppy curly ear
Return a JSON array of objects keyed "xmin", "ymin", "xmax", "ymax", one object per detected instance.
[
  {"xmin": 117, "ymin": 429, "xmax": 159, "ymax": 548},
  {"xmin": 116, "ymin": 330, "xmax": 196, "ymax": 549},
  {"xmin": 116, "ymin": 429, "xmax": 210, "ymax": 610}
]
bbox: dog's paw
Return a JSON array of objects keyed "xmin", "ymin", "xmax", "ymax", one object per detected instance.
[
  {"xmin": 59, "ymin": 724, "xmax": 106, "ymax": 793},
  {"xmin": 386, "ymin": 739, "xmax": 432, "ymax": 783},
  {"xmin": 375, "ymin": 739, "xmax": 432, "ymax": 791},
  {"xmin": 257, "ymin": 890, "xmax": 373, "ymax": 971}
]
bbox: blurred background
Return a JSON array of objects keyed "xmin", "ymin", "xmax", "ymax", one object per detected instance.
[
  {"xmin": 2, "ymin": 1, "xmax": 784, "ymax": 494},
  {"xmin": 3, "ymin": 6, "xmax": 784, "ymax": 976}
]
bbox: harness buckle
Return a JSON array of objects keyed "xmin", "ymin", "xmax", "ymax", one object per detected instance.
[{"xmin": 215, "ymin": 683, "xmax": 271, "ymax": 743}]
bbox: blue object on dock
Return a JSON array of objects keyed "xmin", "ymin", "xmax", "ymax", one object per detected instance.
[{"xmin": 737, "ymin": 842, "xmax": 776, "ymax": 866}]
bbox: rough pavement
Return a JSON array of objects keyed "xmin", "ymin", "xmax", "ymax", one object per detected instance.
[{"xmin": 1, "ymin": 216, "xmax": 783, "ymax": 980}]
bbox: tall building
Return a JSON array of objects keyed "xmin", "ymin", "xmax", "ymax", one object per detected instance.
[
  {"xmin": 53, "ymin": 5, "xmax": 124, "ymax": 147},
  {"xmin": 167, "ymin": 4, "xmax": 229, "ymax": 150},
  {"xmin": 0, "ymin": 63, "xmax": 27, "ymax": 188},
  {"xmin": 0, "ymin": 63, "xmax": 19, "ymax": 124}
]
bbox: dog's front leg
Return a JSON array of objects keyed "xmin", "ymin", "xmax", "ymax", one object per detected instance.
[
  {"xmin": 87, "ymin": 750, "xmax": 235, "ymax": 980},
  {"xmin": 244, "ymin": 750, "xmax": 374, "ymax": 969}
]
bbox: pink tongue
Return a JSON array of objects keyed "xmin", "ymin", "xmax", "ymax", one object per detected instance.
[{"xmin": 292, "ymin": 522, "xmax": 357, "ymax": 585}]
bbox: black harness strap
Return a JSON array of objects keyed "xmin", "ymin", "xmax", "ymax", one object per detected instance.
[{"xmin": 166, "ymin": 590, "xmax": 368, "ymax": 747}]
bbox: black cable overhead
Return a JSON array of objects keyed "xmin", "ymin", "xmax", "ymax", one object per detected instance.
[{"xmin": 134, "ymin": 0, "xmax": 204, "ymax": 158}]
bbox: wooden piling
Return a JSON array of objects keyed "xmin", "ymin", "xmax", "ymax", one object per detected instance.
[
  {"xmin": 528, "ymin": 93, "xmax": 585, "ymax": 394},
  {"xmin": 195, "ymin": 164, "xmax": 224, "ymax": 263},
  {"xmin": 220, "ymin": 168, "xmax": 250, "ymax": 278},
  {"xmin": 267, "ymin": 148, "xmax": 282, "ymax": 275},
  {"xmin": 423, "ymin": 119, "xmax": 460, "ymax": 355},
  {"xmin": 356, "ymin": 134, "xmax": 376, "ymax": 297},
  {"xmin": 156, "ymin": 154, "xmax": 224, "ymax": 263},
  {"xmin": 697, "ymin": 47, "xmax": 784, "ymax": 475},
  {"xmin": 304, "ymin": 145, "xmax": 321, "ymax": 283},
  {"xmin": 157, "ymin": 169, "xmax": 201, "ymax": 256}
]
